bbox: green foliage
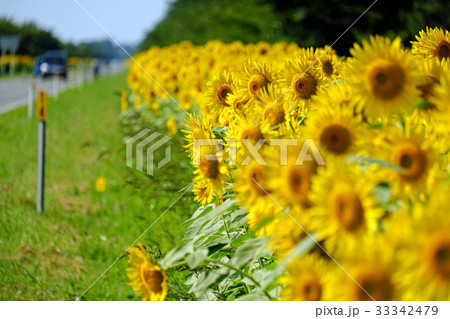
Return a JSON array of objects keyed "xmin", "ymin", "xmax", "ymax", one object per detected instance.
[
  {"xmin": 139, "ymin": 0, "xmax": 450, "ymax": 55},
  {"xmin": 138, "ymin": 0, "xmax": 283, "ymax": 51},
  {"xmin": 148, "ymin": 198, "xmax": 318, "ymax": 301},
  {"xmin": 0, "ymin": 18, "xmax": 62, "ymax": 55}
]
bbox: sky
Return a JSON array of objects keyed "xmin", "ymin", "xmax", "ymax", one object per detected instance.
[{"xmin": 0, "ymin": 0, "xmax": 171, "ymax": 45}]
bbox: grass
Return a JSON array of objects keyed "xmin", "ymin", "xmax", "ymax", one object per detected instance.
[{"xmin": 0, "ymin": 70, "xmax": 196, "ymax": 300}]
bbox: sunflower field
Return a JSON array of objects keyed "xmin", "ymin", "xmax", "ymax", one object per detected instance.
[{"xmin": 120, "ymin": 27, "xmax": 450, "ymax": 301}]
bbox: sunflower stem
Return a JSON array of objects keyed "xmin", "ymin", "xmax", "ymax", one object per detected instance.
[
  {"xmin": 221, "ymin": 213, "xmax": 230, "ymax": 239},
  {"xmin": 204, "ymin": 258, "xmax": 272, "ymax": 300}
]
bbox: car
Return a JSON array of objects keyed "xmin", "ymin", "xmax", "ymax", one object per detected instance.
[{"xmin": 38, "ymin": 51, "xmax": 68, "ymax": 79}]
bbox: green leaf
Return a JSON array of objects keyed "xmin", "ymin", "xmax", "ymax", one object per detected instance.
[
  {"xmin": 183, "ymin": 203, "xmax": 215, "ymax": 225},
  {"xmin": 188, "ymin": 268, "xmax": 230, "ymax": 299},
  {"xmin": 373, "ymin": 183, "xmax": 391, "ymax": 204},
  {"xmin": 416, "ymin": 99, "xmax": 430, "ymax": 109},
  {"xmin": 162, "ymin": 243, "xmax": 194, "ymax": 268},
  {"xmin": 185, "ymin": 247, "xmax": 209, "ymax": 268},
  {"xmin": 183, "ymin": 199, "xmax": 238, "ymax": 242},
  {"xmin": 346, "ymin": 155, "xmax": 407, "ymax": 174},
  {"xmin": 230, "ymin": 237, "xmax": 271, "ymax": 268}
]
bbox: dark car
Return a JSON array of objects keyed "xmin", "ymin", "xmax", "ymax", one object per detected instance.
[{"xmin": 38, "ymin": 51, "xmax": 68, "ymax": 79}]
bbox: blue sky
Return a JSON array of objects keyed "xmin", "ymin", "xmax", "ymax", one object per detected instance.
[{"xmin": 0, "ymin": 0, "xmax": 171, "ymax": 45}]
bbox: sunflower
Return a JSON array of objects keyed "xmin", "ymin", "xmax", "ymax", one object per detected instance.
[
  {"xmin": 232, "ymin": 148, "xmax": 279, "ymax": 234},
  {"xmin": 255, "ymin": 84, "xmax": 291, "ymax": 132},
  {"xmin": 120, "ymin": 91, "xmax": 128, "ymax": 112},
  {"xmin": 151, "ymin": 101, "xmax": 160, "ymax": 117},
  {"xmin": 266, "ymin": 211, "xmax": 306, "ymax": 260},
  {"xmin": 266, "ymin": 143, "xmax": 319, "ymax": 212},
  {"xmin": 235, "ymin": 59, "xmax": 275, "ymax": 103},
  {"xmin": 178, "ymin": 90, "xmax": 192, "ymax": 110},
  {"xmin": 226, "ymin": 92, "xmax": 249, "ymax": 117},
  {"xmin": 182, "ymin": 113, "xmax": 213, "ymax": 164},
  {"xmin": 349, "ymin": 36, "xmax": 420, "ymax": 120},
  {"xmin": 95, "ymin": 176, "xmax": 106, "ymax": 192},
  {"xmin": 410, "ymin": 58, "xmax": 447, "ymax": 123},
  {"xmin": 193, "ymin": 154, "xmax": 228, "ymax": 200},
  {"xmin": 127, "ymin": 243, "xmax": 168, "ymax": 301},
  {"xmin": 204, "ymin": 70, "xmax": 236, "ymax": 125},
  {"xmin": 430, "ymin": 71, "xmax": 450, "ymax": 136},
  {"xmin": 193, "ymin": 179, "xmax": 214, "ymax": 206},
  {"xmin": 309, "ymin": 81, "xmax": 363, "ymax": 113},
  {"xmin": 411, "ymin": 27, "xmax": 450, "ymax": 61},
  {"xmin": 327, "ymin": 237, "xmax": 401, "ymax": 301},
  {"xmin": 279, "ymin": 55, "xmax": 323, "ymax": 112},
  {"xmin": 370, "ymin": 124, "xmax": 442, "ymax": 200},
  {"xmin": 308, "ymin": 160, "xmax": 383, "ymax": 254},
  {"xmin": 166, "ymin": 117, "xmax": 177, "ymax": 136},
  {"xmin": 314, "ymin": 46, "xmax": 342, "ymax": 81},
  {"xmin": 388, "ymin": 204, "xmax": 450, "ymax": 301},
  {"xmin": 302, "ymin": 103, "xmax": 364, "ymax": 158},
  {"xmin": 226, "ymin": 113, "xmax": 268, "ymax": 165},
  {"xmin": 279, "ymin": 253, "xmax": 331, "ymax": 301}
]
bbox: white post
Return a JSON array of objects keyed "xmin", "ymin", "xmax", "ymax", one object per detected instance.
[
  {"xmin": 36, "ymin": 90, "xmax": 47, "ymax": 212},
  {"xmin": 10, "ymin": 49, "xmax": 15, "ymax": 76},
  {"xmin": 28, "ymin": 82, "xmax": 35, "ymax": 119},
  {"xmin": 53, "ymin": 74, "xmax": 59, "ymax": 99},
  {"xmin": 37, "ymin": 121, "xmax": 46, "ymax": 212}
]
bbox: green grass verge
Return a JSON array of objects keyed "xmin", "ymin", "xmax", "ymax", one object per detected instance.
[{"xmin": 0, "ymin": 71, "xmax": 196, "ymax": 300}]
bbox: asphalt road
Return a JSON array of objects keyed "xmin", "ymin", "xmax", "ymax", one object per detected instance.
[{"xmin": 0, "ymin": 62, "xmax": 124, "ymax": 115}]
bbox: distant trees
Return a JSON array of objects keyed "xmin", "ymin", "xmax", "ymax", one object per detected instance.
[
  {"xmin": 0, "ymin": 17, "xmax": 133, "ymax": 58},
  {"xmin": 138, "ymin": 0, "xmax": 284, "ymax": 51},
  {"xmin": 139, "ymin": 0, "xmax": 450, "ymax": 54},
  {"xmin": 0, "ymin": 18, "xmax": 61, "ymax": 56},
  {"xmin": 271, "ymin": 0, "xmax": 450, "ymax": 54}
]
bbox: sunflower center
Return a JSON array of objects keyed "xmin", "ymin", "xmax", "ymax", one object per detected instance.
[
  {"xmin": 241, "ymin": 127, "xmax": 264, "ymax": 144},
  {"xmin": 417, "ymin": 75, "xmax": 440, "ymax": 110},
  {"xmin": 322, "ymin": 60, "xmax": 334, "ymax": 77},
  {"xmin": 265, "ymin": 104, "xmax": 286, "ymax": 126},
  {"xmin": 200, "ymin": 157, "xmax": 219, "ymax": 179},
  {"xmin": 393, "ymin": 144, "xmax": 427, "ymax": 182},
  {"xmin": 319, "ymin": 125, "xmax": 352, "ymax": 154},
  {"xmin": 248, "ymin": 166, "xmax": 267, "ymax": 195},
  {"xmin": 369, "ymin": 62, "xmax": 405, "ymax": 100},
  {"xmin": 217, "ymin": 85, "xmax": 232, "ymax": 105},
  {"xmin": 299, "ymin": 275, "xmax": 322, "ymax": 301},
  {"xmin": 248, "ymin": 74, "xmax": 269, "ymax": 96},
  {"xmin": 294, "ymin": 73, "xmax": 317, "ymax": 100},
  {"xmin": 356, "ymin": 272, "xmax": 393, "ymax": 301},
  {"xmin": 436, "ymin": 40, "xmax": 450, "ymax": 60},
  {"xmin": 333, "ymin": 190, "xmax": 364, "ymax": 232},
  {"xmin": 141, "ymin": 266, "xmax": 164, "ymax": 294},
  {"xmin": 288, "ymin": 166, "xmax": 313, "ymax": 206},
  {"xmin": 430, "ymin": 240, "xmax": 450, "ymax": 278}
]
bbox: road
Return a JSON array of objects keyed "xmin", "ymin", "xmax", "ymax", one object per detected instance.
[{"xmin": 0, "ymin": 61, "xmax": 125, "ymax": 115}]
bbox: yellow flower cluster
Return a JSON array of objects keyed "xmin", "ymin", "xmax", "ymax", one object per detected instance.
[
  {"xmin": 0, "ymin": 54, "xmax": 33, "ymax": 67},
  {"xmin": 127, "ymin": 27, "xmax": 450, "ymax": 301}
]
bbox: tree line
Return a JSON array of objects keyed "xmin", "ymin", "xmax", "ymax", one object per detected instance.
[
  {"xmin": 0, "ymin": 17, "xmax": 133, "ymax": 58},
  {"xmin": 139, "ymin": 0, "xmax": 449, "ymax": 55}
]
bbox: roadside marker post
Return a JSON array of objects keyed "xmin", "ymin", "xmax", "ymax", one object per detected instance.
[
  {"xmin": 28, "ymin": 82, "xmax": 35, "ymax": 119},
  {"xmin": 53, "ymin": 75, "xmax": 60, "ymax": 100},
  {"xmin": 36, "ymin": 90, "xmax": 47, "ymax": 212}
]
